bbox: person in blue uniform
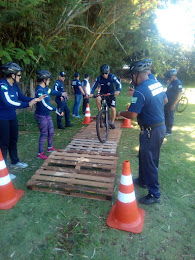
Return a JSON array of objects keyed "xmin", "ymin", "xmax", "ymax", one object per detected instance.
[
  {"xmin": 117, "ymin": 60, "xmax": 168, "ymax": 204},
  {"xmin": 34, "ymin": 70, "xmax": 64, "ymax": 160},
  {"xmin": 53, "ymin": 72, "xmax": 74, "ymax": 129},
  {"xmin": 0, "ymin": 62, "xmax": 44, "ymax": 179},
  {"xmin": 164, "ymin": 69, "xmax": 183, "ymax": 136},
  {"xmin": 72, "ymin": 72, "xmax": 85, "ymax": 118},
  {"xmin": 90, "ymin": 64, "xmax": 122, "ymax": 129},
  {"xmin": 82, "ymin": 74, "xmax": 90, "ymax": 115}
]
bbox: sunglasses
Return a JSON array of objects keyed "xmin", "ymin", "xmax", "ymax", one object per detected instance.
[
  {"xmin": 16, "ymin": 74, "xmax": 22, "ymax": 78},
  {"xmin": 102, "ymin": 73, "xmax": 108, "ymax": 75}
]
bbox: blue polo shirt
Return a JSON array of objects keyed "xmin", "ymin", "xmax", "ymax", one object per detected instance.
[
  {"xmin": 166, "ymin": 79, "xmax": 183, "ymax": 105},
  {"xmin": 128, "ymin": 79, "xmax": 167, "ymax": 126},
  {"xmin": 0, "ymin": 78, "xmax": 32, "ymax": 120},
  {"xmin": 35, "ymin": 85, "xmax": 61, "ymax": 116},
  {"xmin": 72, "ymin": 79, "xmax": 82, "ymax": 95},
  {"xmin": 91, "ymin": 73, "xmax": 122, "ymax": 95},
  {"xmin": 53, "ymin": 79, "xmax": 65, "ymax": 103}
]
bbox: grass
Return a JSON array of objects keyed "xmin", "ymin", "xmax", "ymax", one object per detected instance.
[{"xmin": 0, "ymin": 83, "xmax": 195, "ymax": 260}]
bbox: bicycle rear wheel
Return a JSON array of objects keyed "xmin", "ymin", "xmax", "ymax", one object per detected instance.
[
  {"xmin": 96, "ymin": 110, "xmax": 109, "ymax": 143},
  {"xmin": 176, "ymin": 96, "xmax": 188, "ymax": 113}
]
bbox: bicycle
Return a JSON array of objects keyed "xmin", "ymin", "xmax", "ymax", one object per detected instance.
[
  {"xmin": 176, "ymin": 88, "xmax": 188, "ymax": 113},
  {"xmin": 96, "ymin": 93, "xmax": 113, "ymax": 143}
]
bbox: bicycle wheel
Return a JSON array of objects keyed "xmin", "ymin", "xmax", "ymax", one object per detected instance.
[
  {"xmin": 176, "ymin": 96, "xmax": 188, "ymax": 113},
  {"xmin": 96, "ymin": 110, "xmax": 109, "ymax": 143}
]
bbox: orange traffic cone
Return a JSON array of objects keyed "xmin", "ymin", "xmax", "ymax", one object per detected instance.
[
  {"xmin": 0, "ymin": 149, "xmax": 24, "ymax": 210},
  {"xmin": 82, "ymin": 103, "xmax": 92, "ymax": 124},
  {"xmin": 106, "ymin": 160, "xmax": 145, "ymax": 233},
  {"xmin": 121, "ymin": 104, "xmax": 133, "ymax": 128}
]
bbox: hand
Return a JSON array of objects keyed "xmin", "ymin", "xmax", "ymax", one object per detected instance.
[
  {"xmin": 38, "ymin": 94, "xmax": 47, "ymax": 101},
  {"xmin": 116, "ymin": 111, "xmax": 121, "ymax": 118},
  {"xmin": 60, "ymin": 96, "xmax": 64, "ymax": 101},
  {"xmin": 89, "ymin": 94, "xmax": 94, "ymax": 98},
  {"xmin": 114, "ymin": 91, "xmax": 120, "ymax": 97},
  {"xmin": 128, "ymin": 87, "xmax": 134, "ymax": 96},
  {"xmin": 170, "ymin": 104, "xmax": 175, "ymax": 111},
  {"xmin": 29, "ymin": 98, "xmax": 40, "ymax": 107},
  {"xmin": 62, "ymin": 91, "xmax": 68, "ymax": 98},
  {"xmin": 86, "ymin": 94, "xmax": 89, "ymax": 99},
  {"xmin": 56, "ymin": 109, "xmax": 63, "ymax": 116}
]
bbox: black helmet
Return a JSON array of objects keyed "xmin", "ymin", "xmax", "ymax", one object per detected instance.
[
  {"xmin": 74, "ymin": 72, "xmax": 80, "ymax": 77},
  {"xmin": 100, "ymin": 64, "xmax": 110, "ymax": 74},
  {"xmin": 36, "ymin": 70, "xmax": 52, "ymax": 81},
  {"xmin": 130, "ymin": 60, "xmax": 149, "ymax": 75},
  {"xmin": 169, "ymin": 69, "xmax": 177, "ymax": 77},
  {"xmin": 1, "ymin": 62, "xmax": 23, "ymax": 75},
  {"xmin": 59, "ymin": 71, "xmax": 65, "ymax": 77}
]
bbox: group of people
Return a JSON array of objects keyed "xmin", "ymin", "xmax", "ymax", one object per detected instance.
[{"xmin": 0, "ymin": 60, "xmax": 182, "ymax": 205}]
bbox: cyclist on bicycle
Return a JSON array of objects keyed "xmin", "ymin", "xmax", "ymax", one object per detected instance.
[
  {"xmin": 164, "ymin": 68, "xmax": 183, "ymax": 136},
  {"xmin": 90, "ymin": 64, "xmax": 122, "ymax": 129}
]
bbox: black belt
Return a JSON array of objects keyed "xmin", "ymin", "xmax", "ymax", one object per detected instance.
[{"xmin": 140, "ymin": 122, "xmax": 165, "ymax": 130}]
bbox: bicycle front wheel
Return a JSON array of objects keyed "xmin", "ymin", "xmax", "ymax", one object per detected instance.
[
  {"xmin": 176, "ymin": 96, "xmax": 188, "ymax": 113},
  {"xmin": 96, "ymin": 110, "xmax": 109, "ymax": 143}
]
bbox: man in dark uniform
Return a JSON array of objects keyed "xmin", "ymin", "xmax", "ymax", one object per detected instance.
[
  {"xmin": 53, "ymin": 72, "xmax": 74, "ymax": 129},
  {"xmin": 164, "ymin": 69, "xmax": 183, "ymax": 136},
  {"xmin": 90, "ymin": 64, "xmax": 122, "ymax": 129},
  {"xmin": 117, "ymin": 60, "xmax": 168, "ymax": 204},
  {"xmin": 72, "ymin": 72, "xmax": 85, "ymax": 118}
]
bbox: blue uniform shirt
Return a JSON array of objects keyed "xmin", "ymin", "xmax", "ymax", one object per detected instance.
[
  {"xmin": 128, "ymin": 79, "xmax": 167, "ymax": 126},
  {"xmin": 35, "ymin": 85, "xmax": 61, "ymax": 116},
  {"xmin": 148, "ymin": 73, "xmax": 156, "ymax": 80},
  {"xmin": 166, "ymin": 79, "xmax": 182, "ymax": 105},
  {"xmin": 53, "ymin": 79, "xmax": 65, "ymax": 103},
  {"xmin": 72, "ymin": 79, "xmax": 82, "ymax": 95},
  {"xmin": 91, "ymin": 73, "xmax": 122, "ymax": 95},
  {"xmin": 0, "ymin": 78, "xmax": 32, "ymax": 120}
]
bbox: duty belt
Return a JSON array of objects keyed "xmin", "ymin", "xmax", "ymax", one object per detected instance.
[{"xmin": 140, "ymin": 122, "xmax": 165, "ymax": 130}]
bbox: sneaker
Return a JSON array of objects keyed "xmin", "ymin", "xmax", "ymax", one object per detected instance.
[
  {"xmin": 37, "ymin": 152, "xmax": 48, "ymax": 160},
  {"xmin": 165, "ymin": 132, "xmax": 171, "ymax": 136},
  {"xmin": 133, "ymin": 178, "xmax": 147, "ymax": 189},
  {"xmin": 10, "ymin": 162, "xmax": 28, "ymax": 169},
  {"xmin": 66, "ymin": 123, "xmax": 74, "ymax": 127},
  {"xmin": 58, "ymin": 125, "xmax": 65, "ymax": 130},
  {"xmin": 110, "ymin": 123, "xmax": 116, "ymax": 129},
  {"xmin": 75, "ymin": 115, "xmax": 82, "ymax": 118},
  {"xmin": 47, "ymin": 146, "xmax": 56, "ymax": 152},
  {"xmin": 139, "ymin": 194, "xmax": 160, "ymax": 205},
  {"xmin": 9, "ymin": 173, "xmax": 16, "ymax": 180}
]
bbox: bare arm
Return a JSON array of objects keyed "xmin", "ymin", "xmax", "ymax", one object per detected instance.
[{"xmin": 116, "ymin": 110, "xmax": 138, "ymax": 119}]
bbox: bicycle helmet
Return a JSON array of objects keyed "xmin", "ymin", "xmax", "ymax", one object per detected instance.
[
  {"xmin": 74, "ymin": 72, "xmax": 80, "ymax": 77},
  {"xmin": 144, "ymin": 59, "xmax": 152, "ymax": 68},
  {"xmin": 129, "ymin": 60, "xmax": 149, "ymax": 75},
  {"xmin": 169, "ymin": 69, "xmax": 177, "ymax": 76},
  {"xmin": 1, "ymin": 62, "xmax": 23, "ymax": 75},
  {"xmin": 59, "ymin": 71, "xmax": 65, "ymax": 77},
  {"xmin": 36, "ymin": 70, "xmax": 52, "ymax": 81},
  {"xmin": 100, "ymin": 64, "xmax": 110, "ymax": 74}
]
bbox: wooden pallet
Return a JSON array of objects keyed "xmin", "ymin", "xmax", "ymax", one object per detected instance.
[
  {"xmin": 27, "ymin": 151, "xmax": 118, "ymax": 201},
  {"xmin": 65, "ymin": 139, "xmax": 117, "ymax": 154}
]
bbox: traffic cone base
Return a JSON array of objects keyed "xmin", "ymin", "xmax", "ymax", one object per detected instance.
[
  {"xmin": 0, "ymin": 189, "xmax": 24, "ymax": 210},
  {"xmin": 106, "ymin": 205, "xmax": 145, "ymax": 233},
  {"xmin": 121, "ymin": 118, "xmax": 133, "ymax": 128},
  {"xmin": 82, "ymin": 103, "xmax": 92, "ymax": 124}
]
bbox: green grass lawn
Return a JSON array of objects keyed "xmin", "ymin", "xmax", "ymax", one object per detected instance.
[{"xmin": 0, "ymin": 83, "xmax": 194, "ymax": 260}]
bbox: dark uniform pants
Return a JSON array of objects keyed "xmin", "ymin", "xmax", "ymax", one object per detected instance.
[
  {"xmin": 0, "ymin": 118, "xmax": 19, "ymax": 165},
  {"xmin": 164, "ymin": 103, "xmax": 177, "ymax": 134},
  {"xmin": 139, "ymin": 125, "xmax": 166, "ymax": 198},
  {"xmin": 56, "ymin": 100, "xmax": 70, "ymax": 127},
  {"xmin": 83, "ymin": 95, "xmax": 89, "ymax": 115}
]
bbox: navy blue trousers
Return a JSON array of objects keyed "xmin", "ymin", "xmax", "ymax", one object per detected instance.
[
  {"xmin": 164, "ymin": 103, "xmax": 177, "ymax": 134},
  {"xmin": 0, "ymin": 118, "xmax": 19, "ymax": 165},
  {"xmin": 138, "ymin": 125, "xmax": 166, "ymax": 198},
  {"xmin": 56, "ymin": 100, "xmax": 71, "ymax": 127}
]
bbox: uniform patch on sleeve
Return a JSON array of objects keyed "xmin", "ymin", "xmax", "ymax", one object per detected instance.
[
  {"xmin": 178, "ymin": 85, "xmax": 183, "ymax": 89},
  {"xmin": 131, "ymin": 97, "xmax": 137, "ymax": 103},
  {"xmin": 1, "ymin": 85, "xmax": 8, "ymax": 91},
  {"xmin": 48, "ymin": 89, "xmax": 51, "ymax": 94},
  {"xmin": 38, "ymin": 92, "xmax": 43, "ymax": 97}
]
